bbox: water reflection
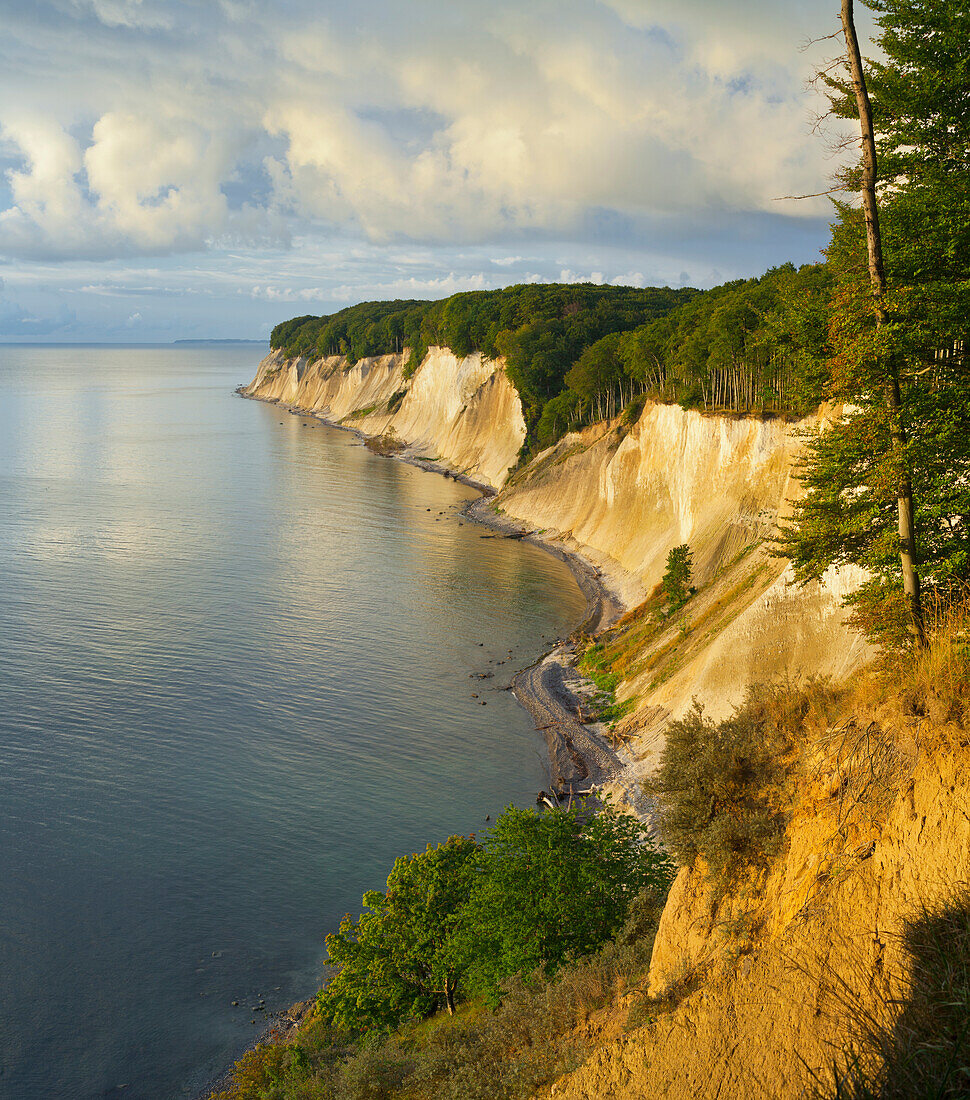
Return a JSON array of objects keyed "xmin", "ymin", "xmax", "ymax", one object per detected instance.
[{"xmin": 0, "ymin": 344, "xmax": 585, "ymax": 1100}]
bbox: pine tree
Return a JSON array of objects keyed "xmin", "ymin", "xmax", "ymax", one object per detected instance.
[{"xmin": 780, "ymin": 0, "xmax": 970, "ymax": 649}]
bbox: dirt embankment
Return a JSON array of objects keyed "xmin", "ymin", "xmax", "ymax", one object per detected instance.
[{"xmin": 546, "ymin": 697, "xmax": 970, "ymax": 1099}]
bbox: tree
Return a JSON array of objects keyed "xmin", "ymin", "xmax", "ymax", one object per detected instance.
[
  {"xmin": 662, "ymin": 544, "xmax": 694, "ymax": 609},
  {"xmin": 781, "ymin": 0, "xmax": 970, "ymax": 648},
  {"xmin": 466, "ymin": 801, "xmax": 673, "ymax": 996},
  {"xmin": 318, "ymin": 835, "xmax": 480, "ymax": 1033},
  {"xmin": 316, "ymin": 803, "xmax": 674, "ymax": 1035},
  {"xmin": 839, "ymin": 0, "xmax": 925, "ymax": 644}
]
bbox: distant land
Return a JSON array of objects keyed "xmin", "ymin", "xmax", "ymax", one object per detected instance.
[{"xmin": 173, "ymin": 338, "xmax": 266, "ymax": 345}]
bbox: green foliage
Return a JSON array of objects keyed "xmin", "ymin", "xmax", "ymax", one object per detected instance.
[
  {"xmin": 268, "ymin": 267, "xmax": 832, "ymax": 457},
  {"xmin": 578, "ymin": 643, "xmax": 620, "ymax": 694},
  {"xmin": 601, "ymin": 262, "xmax": 833, "ymax": 417},
  {"xmin": 318, "ymin": 837, "xmax": 479, "ymax": 1035},
  {"xmin": 213, "ymin": 891, "xmax": 667, "ymax": 1100},
  {"xmin": 271, "ymin": 284, "xmax": 693, "ymax": 445},
  {"xmin": 535, "ymin": 389, "xmax": 582, "ymax": 449},
  {"xmin": 661, "ymin": 545, "xmax": 694, "ymax": 610},
  {"xmin": 779, "ymin": 0, "xmax": 970, "ymax": 645},
  {"xmin": 576, "ymin": 644, "xmax": 636, "ymax": 729},
  {"xmin": 466, "ymin": 802, "xmax": 673, "ymax": 996},
  {"xmin": 315, "ymin": 802, "xmax": 671, "ymax": 1039},
  {"xmin": 863, "ymin": 0, "xmax": 970, "ymax": 189},
  {"xmin": 621, "ymin": 392, "xmax": 648, "ymax": 428},
  {"xmin": 649, "ymin": 684, "xmax": 805, "ymax": 878}
]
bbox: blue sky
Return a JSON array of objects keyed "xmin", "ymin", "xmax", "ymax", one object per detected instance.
[{"xmin": 0, "ymin": 0, "xmax": 872, "ymax": 342}]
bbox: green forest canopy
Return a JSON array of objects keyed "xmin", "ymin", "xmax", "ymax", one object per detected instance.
[{"xmin": 271, "ymin": 265, "xmax": 832, "ymax": 450}]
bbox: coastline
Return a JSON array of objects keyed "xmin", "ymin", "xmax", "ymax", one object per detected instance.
[
  {"xmin": 235, "ymin": 386, "xmax": 628, "ymax": 793},
  {"xmin": 192, "ymin": 388, "xmax": 631, "ymax": 1099}
]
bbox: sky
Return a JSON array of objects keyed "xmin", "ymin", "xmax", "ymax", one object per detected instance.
[{"xmin": 0, "ymin": 0, "xmax": 872, "ymax": 342}]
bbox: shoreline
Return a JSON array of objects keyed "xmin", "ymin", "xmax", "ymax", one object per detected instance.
[
  {"xmin": 194, "ymin": 388, "xmax": 632, "ymax": 1099},
  {"xmin": 236, "ymin": 386, "xmax": 629, "ymax": 792}
]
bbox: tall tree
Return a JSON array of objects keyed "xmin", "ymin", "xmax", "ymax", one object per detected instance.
[
  {"xmin": 840, "ymin": 0, "xmax": 925, "ymax": 645},
  {"xmin": 781, "ymin": 0, "xmax": 970, "ymax": 649}
]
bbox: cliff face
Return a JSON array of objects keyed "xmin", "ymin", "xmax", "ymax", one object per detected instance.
[
  {"xmin": 493, "ymin": 408, "xmax": 870, "ymax": 804},
  {"xmin": 499, "ymin": 404, "xmax": 799, "ymax": 604},
  {"xmin": 245, "ymin": 347, "xmax": 929, "ymax": 1097},
  {"xmin": 245, "ymin": 347, "xmax": 526, "ymax": 490},
  {"xmin": 245, "ymin": 348, "xmax": 869, "ymax": 771},
  {"xmin": 548, "ymin": 716, "xmax": 970, "ymax": 1099}
]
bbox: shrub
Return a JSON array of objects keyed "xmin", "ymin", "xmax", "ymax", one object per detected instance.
[
  {"xmin": 318, "ymin": 836, "xmax": 480, "ymax": 1034},
  {"xmin": 212, "ymin": 894, "xmax": 668, "ymax": 1100},
  {"xmin": 466, "ymin": 802, "xmax": 674, "ymax": 997},
  {"xmin": 386, "ymin": 389, "xmax": 407, "ymax": 413},
  {"xmin": 621, "ymin": 392, "xmax": 648, "ymax": 428},
  {"xmin": 648, "ymin": 683, "xmax": 804, "ymax": 878}
]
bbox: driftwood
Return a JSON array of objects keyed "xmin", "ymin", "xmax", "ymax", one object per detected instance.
[{"xmin": 536, "ymin": 786, "xmax": 595, "ymax": 809}]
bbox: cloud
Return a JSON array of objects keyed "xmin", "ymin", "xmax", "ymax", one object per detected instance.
[
  {"xmin": 0, "ymin": 293, "xmax": 76, "ymax": 335},
  {"xmin": 0, "ymin": 0, "xmax": 848, "ymax": 263},
  {"xmin": 329, "ymin": 272, "xmax": 489, "ymax": 302}
]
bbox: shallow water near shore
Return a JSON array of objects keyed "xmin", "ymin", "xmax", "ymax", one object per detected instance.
[{"xmin": 0, "ymin": 344, "xmax": 585, "ymax": 1100}]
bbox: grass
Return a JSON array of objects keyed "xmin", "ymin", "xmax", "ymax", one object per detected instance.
[
  {"xmin": 566, "ymin": 543, "xmax": 773, "ymax": 753},
  {"xmin": 808, "ymin": 893, "xmax": 970, "ymax": 1100},
  {"xmin": 577, "ymin": 643, "xmax": 637, "ymax": 737}
]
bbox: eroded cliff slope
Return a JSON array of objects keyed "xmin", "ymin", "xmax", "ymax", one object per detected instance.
[
  {"xmin": 244, "ymin": 349, "xmax": 869, "ymax": 791},
  {"xmin": 492, "ymin": 410, "xmax": 871, "ymax": 802},
  {"xmin": 245, "ymin": 347, "xmax": 526, "ymax": 490},
  {"xmin": 545, "ymin": 665, "xmax": 970, "ymax": 1099}
]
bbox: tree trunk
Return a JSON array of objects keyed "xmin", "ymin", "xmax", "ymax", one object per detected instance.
[
  {"xmin": 841, "ymin": 0, "xmax": 926, "ymax": 647},
  {"xmin": 443, "ymin": 976, "xmax": 455, "ymax": 1016}
]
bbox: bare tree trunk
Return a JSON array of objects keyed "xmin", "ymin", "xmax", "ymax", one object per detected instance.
[{"xmin": 841, "ymin": 0, "xmax": 926, "ymax": 647}]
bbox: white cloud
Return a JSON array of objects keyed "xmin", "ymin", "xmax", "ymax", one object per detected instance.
[
  {"xmin": 329, "ymin": 272, "xmax": 489, "ymax": 302},
  {"xmin": 64, "ymin": 0, "xmax": 174, "ymax": 29},
  {"xmin": 0, "ymin": 0, "xmax": 849, "ymax": 264}
]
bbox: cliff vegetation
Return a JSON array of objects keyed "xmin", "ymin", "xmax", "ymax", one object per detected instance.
[{"xmin": 269, "ymin": 265, "xmax": 834, "ymax": 454}]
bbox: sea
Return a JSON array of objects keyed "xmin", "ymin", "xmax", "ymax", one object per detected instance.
[{"xmin": 0, "ymin": 344, "xmax": 586, "ymax": 1099}]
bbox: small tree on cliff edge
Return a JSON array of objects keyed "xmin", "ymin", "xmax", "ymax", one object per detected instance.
[{"xmin": 662, "ymin": 544, "xmax": 694, "ymax": 610}]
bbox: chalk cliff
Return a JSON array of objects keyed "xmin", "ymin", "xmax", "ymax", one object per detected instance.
[
  {"xmin": 244, "ymin": 348, "xmax": 870, "ymax": 785},
  {"xmin": 245, "ymin": 347, "xmax": 526, "ymax": 490},
  {"xmin": 242, "ymin": 346, "xmax": 961, "ymax": 1100},
  {"xmin": 491, "ymin": 408, "xmax": 871, "ymax": 803}
]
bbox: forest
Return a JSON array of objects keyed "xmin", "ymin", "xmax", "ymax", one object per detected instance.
[{"xmin": 269, "ymin": 265, "xmax": 833, "ymax": 449}]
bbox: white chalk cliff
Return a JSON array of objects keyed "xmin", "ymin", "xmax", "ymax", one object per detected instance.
[
  {"xmin": 245, "ymin": 347, "xmax": 870, "ymax": 781},
  {"xmin": 245, "ymin": 347, "xmax": 526, "ymax": 490}
]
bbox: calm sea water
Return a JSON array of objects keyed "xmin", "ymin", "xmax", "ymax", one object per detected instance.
[{"xmin": 0, "ymin": 345, "xmax": 585, "ymax": 1100}]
